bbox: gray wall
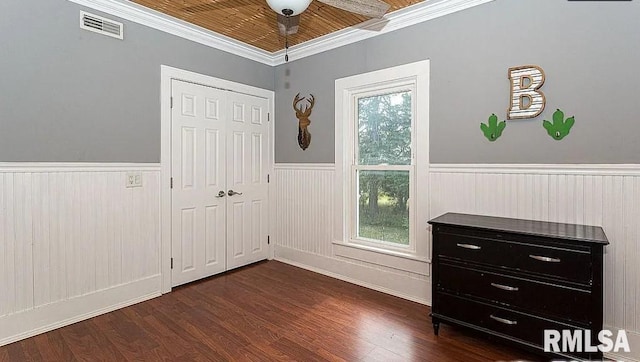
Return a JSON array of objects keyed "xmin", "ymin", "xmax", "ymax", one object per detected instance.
[
  {"xmin": 0, "ymin": 0, "xmax": 274, "ymax": 162},
  {"xmin": 274, "ymin": 0, "xmax": 640, "ymax": 164},
  {"xmin": 3, "ymin": 0, "xmax": 638, "ymax": 163}
]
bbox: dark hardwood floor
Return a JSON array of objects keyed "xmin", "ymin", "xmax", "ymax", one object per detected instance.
[{"xmin": 0, "ymin": 261, "xmax": 542, "ymax": 361}]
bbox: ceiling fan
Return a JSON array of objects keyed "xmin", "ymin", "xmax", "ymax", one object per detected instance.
[
  {"xmin": 266, "ymin": 0, "xmax": 390, "ymax": 60},
  {"xmin": 267, "ymin": 0, "xmax": 389, "ymax": 30},
  {"xmin": 179, "ymin": 0, "xmax": 391, "ymax": 59}
]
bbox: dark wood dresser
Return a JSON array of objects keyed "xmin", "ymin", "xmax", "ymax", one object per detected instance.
[{"xmin": 428, "ymin": 213, "xmax": 608, "ymax": 360}]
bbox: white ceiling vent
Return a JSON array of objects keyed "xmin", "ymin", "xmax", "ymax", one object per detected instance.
[{"xmin": 80, "ymin": 11, "xmax": 124, "ymax": 40}]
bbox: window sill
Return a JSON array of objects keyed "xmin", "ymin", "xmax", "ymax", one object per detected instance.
[{"xmin": 332, "ymin": 241, "xmax": 430, "ymax": 276}]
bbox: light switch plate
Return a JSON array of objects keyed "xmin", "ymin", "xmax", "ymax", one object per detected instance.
[{"xmin": 126, "ymin": 172, "xmax": 143, "ymax": 188}]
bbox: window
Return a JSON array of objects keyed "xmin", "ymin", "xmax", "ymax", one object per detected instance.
[
  {"xmin": 355, "ymin": 88, "xmax": 413, "ymax": 248},
  {"xmin": 335, "ymin": 60, "xmax": 430, "ymax": 269}
]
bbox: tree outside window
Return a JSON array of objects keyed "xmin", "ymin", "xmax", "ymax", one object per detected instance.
[{"xmin": 355, "ymin": 91, "xmax": 412, "ymax": 246}]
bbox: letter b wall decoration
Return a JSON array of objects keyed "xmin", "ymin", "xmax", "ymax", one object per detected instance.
[
  {"xmin": 507, "ymin": 65, "xmax": 546, "ymax": 119},
  {"xmin": 482, "ymin": 65, "xmax": 575, "ymax": 142}
]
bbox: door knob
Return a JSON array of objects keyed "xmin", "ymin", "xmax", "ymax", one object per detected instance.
[
  {"xmin": 227, "ymin": 190, "xmax": 243, "ymax": 196},
  {"xmin": 216, "ymin": 190, "xmax": 226, "ymax": 198}
]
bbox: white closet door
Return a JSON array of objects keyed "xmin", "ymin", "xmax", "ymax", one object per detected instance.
[
  {"xmin": 171, "ymin": 80, "xmax": 227, "ymax": 287},
  {"xmin": 225, "ymin": 92, "xmax": 270, "ymax": 270}
]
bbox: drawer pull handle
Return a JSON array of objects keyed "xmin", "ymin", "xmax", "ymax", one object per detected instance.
[
  {"xmin": 529, "ymin": 254, "xmax": 561, "ymax": 263},
  {"xmin": 490, "ymin": 314, "xmax": 518, "ymax": 325},
  {"xmin": 456, "ymin": 243, "xmax": 481, "ymax": 250},
  {"xmin": 491, "ymin": 283, "xmax": 519, "ymax": 292}
]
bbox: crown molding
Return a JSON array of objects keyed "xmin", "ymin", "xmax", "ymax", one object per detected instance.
[
  {"xmin": 67, "ymin": 0, "xmax": 277, "ymax": 65},
  {"xmin": 275, "ymin": 0, "xmax": 494, "ymax": 65},
  {"xmin": 68, "ymin": 0, "xmax": 494, "ymax": 66}
]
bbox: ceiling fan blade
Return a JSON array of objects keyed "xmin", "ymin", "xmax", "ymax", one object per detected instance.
[
  {"xmin": 317, "ymin": 0, "xmax": 390, "ymax": 18},
  {"xmin": 277, "ymin": 14, "xmax": 300, "ymax": 36}
]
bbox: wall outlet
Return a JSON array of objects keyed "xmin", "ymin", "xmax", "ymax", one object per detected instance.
[{"xmin": 126, "ymin": 172, "xmax": 143, "ymax": 188}]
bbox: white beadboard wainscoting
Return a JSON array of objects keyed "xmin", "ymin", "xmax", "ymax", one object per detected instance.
[
  {"xmin": 274, "ymin": 162, "xmax": 640, "ymax": 361},
  {"xmin": 430, "ymin": 164, "xmax": 640, "ymax": 361},
  {"xmin": 273, "ymin": 163, "xmax": 431, "ymax": 305},
  {"xmin": 0, "ymin": 163, "xmax": 162, "ymax": 346}
]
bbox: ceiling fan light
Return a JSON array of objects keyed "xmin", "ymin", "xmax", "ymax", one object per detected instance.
[{"xmin": 266, "ymin": 0, "xmax": 312, "ymax": 16}]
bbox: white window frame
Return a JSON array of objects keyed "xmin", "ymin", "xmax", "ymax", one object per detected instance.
[
  {"xmin": 334, "ymin": 60, "xmax": 430, "ymax": 274},
  {"xmin": 351, "ymin": 84, "xmax": 416, "ymax": 252}
]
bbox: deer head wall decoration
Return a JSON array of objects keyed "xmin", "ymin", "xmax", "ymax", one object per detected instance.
[{"xmin": 293, "ymin": 93, "xmax": 315, "ymax": 150}]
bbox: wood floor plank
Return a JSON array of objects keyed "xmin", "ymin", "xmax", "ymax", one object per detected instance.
[
  {"xmin": 30, "ymin": 334, "xmax": 61, "ymax": 361},
  {"xmin": 40, "ymin": 329, "xmax": 75, "ymax": 361},
  {"xmin": 361, "ymin": 346, "xmax": 407, "ymax": 362},
  {"xmin": 18, "ymin": 338, "xmax": 43, "ymax": 362},
  {"xmin": 3, "ymin": 344, "xmax": 26, "ymax": 362},
  {"xmin": 144, "ymin": 312, "xmax": 223, "ymax": 361},
  {"xmin": 0, "ymin": 261, "xmax": 542, "ymax": 361},
  {"xmin": 58, "ymin": 321, "xmax": 117, "ymax": 361}
]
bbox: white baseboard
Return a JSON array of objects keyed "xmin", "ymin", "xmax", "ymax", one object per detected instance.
[
  {"xmin": 275, "ymin": 246, "xmax": 430, "ymax": 305},
  {"xmin": 0, "ymin": 275, "xmax": 162, "ymax": 346},
  {"xmin": 604, "ymin": 327, "xmax": 640, "ymax": 362}
]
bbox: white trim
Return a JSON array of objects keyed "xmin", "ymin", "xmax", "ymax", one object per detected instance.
[
  {"xmin": 0, "ymin": 162, "xmax": 160, "ymax": 172},
  {"xmin": 333, "ymin": 240, "xmax": 430, "ymax": 263},
  {"xmin": 335, "ymin": 60, "xmax": 430, "ymax": 261},
  {"xmin": 277, "ymin": 0, "xmax": 494, "ymax": 64},
  {"xmin": 160, "ymin": 65, "xmax": 275, "ymax": 293},
  {"xmin": 160, "ymin": 66, "xmax": 173, "ymax": 294},
  {"xmin": 67, "ymin": 0, "xmax": 493, "ymax": 66},
  {"xmin": 273, "ymin": 163, "xmax": 335, "ymax": 171},
  {"xmin": 430, "ymin": 163, "xmax": 640, "ymax": 176},
  {"xmin": 68, "ymin": 0, "xmax": 275, "ymax": 65},
  {"xmin": 333, "ymin": 241, "xmax": 430, "ymax": 275},
  {"xmin": 0, "ymin": 275, "xmax": 161, "ymax": 347},
  {"xmin": 275, "ymin": 247, "xmax": 430, "ymax": 305},
  {"xmin": 161, "ymin": 66, "xmax": 276, "ymax": 99}
]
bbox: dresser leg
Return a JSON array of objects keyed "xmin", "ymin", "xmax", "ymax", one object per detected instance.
[{"xmin": 433, "ymin": 322, "xmax": 440, "ymax": 336}]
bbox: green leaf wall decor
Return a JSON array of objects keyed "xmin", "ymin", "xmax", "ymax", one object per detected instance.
[
  {"xmin": 543, "ymin": 109, "xmax": 574, "ymax": 140},
  {"xmin": 480, "ymin": 114, "xmax": 506, "ymax": 141}
]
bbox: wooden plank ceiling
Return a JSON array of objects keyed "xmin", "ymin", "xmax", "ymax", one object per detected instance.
[{"xmin": 131, "ymin": 0, "xmax": 423, "ymax": 53}]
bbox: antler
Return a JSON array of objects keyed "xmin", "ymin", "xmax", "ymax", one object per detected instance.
[
  {"xmin": 304, "ymin": 94, "xmax": 315, "ymax": 117},
  {"xmin": 293, "ymin": 93, "xmax": 315, "ymax": 117},
  {"xmin": 293, "ymin": 93, "xmax": 305, "ymax": 115}
]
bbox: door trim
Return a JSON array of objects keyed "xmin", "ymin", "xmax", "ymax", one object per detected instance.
[{"xmin": 160, "ymin": 65, "xmax": 275, "ymax": 293}]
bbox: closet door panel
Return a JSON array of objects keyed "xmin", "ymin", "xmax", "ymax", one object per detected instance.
[
  {"xmin": 226, "ymin": 94, "xmax": 269, "ymax": 270},
  {"xmin": 171, "ymin": 80, "xmax": 227, "ymax": 287}
]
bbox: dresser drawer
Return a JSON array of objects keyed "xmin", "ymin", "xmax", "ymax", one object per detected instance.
[
  {"xmin": 437, "ymin": 232, "xmax": 592, "ymax": 283},
  {"xmin": 434, "ymin": 293, "xmax": 594, "ymax": 359},
  {"xmin": 438, "ymin": 263, "xmax": 591, "ymax": 324}
]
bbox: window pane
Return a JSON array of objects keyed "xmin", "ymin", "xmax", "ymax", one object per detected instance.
[
  {"xmin": 357, "ymin": 170, "xmax": 409, "ymax": 245},
  {"xmin": 357, "ymin": 91, "xmax": 411, "ymax": 165}
]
